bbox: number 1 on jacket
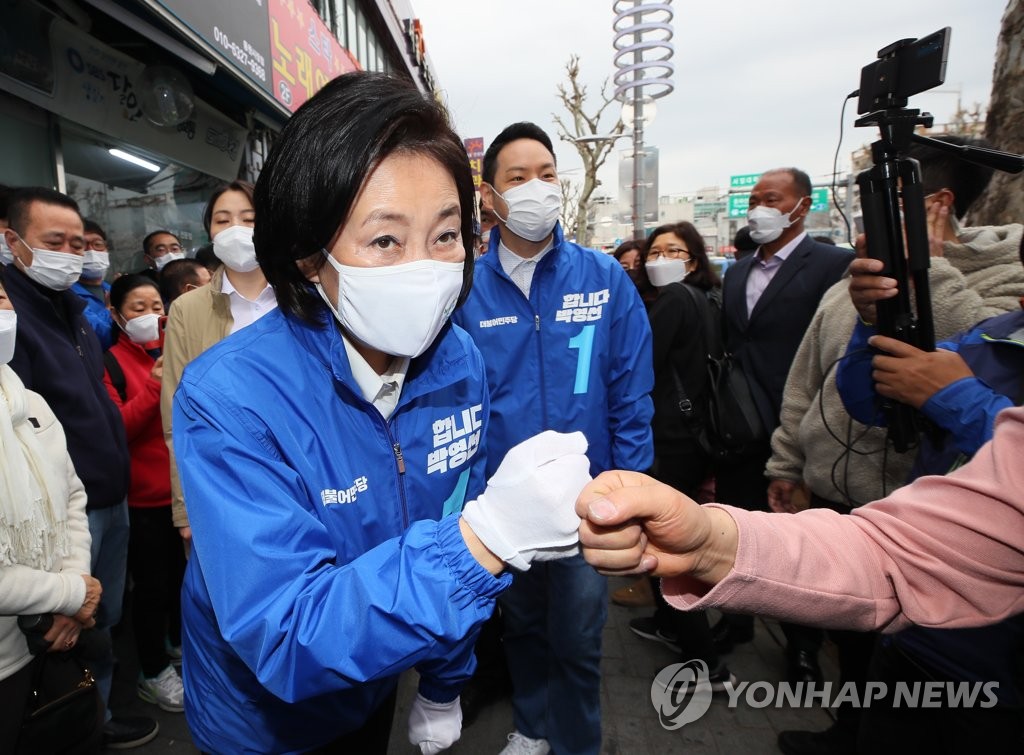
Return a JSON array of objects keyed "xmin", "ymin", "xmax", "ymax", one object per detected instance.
[{"xmin": 568, "ymin": 325, "xmax": 596, "ymax": 395}]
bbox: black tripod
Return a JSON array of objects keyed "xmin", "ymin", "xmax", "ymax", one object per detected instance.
[{"xmin": 855, "ymin": 107, "xmax": 1024, "ymax": 452}]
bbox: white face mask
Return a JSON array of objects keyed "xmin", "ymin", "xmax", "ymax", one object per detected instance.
[
  {"xmin": 645, "ymin": 257, "xmax": 688, "ymax": 287},
  {"xmin": 318, "ymin": 252, "xmax": 464, "ymax": 359},
  {"xmin": 746, "ymin": 198, "xmax": 806, "ymax": 245},
  {"xmin": 153, "ymin": 251, "xmax": 184, "ymax": 271},
  {"xmin": 0, "ymin": 236, "xmax": 13, "ymax": 266},
  {"xmin": 81, "ymin": 251, "xmax": 110, "ymax": 279},
  {"xmin": 0, "ymin": 310, "xmax": 16, "ymax": 365},
  {"xmin": 213, "ymin": 225, "xmax": 259, "ymax": 273},
  {"xmin": 13, "ymin": 236, "xmax": 84, "ymax": 291},
  {"xmin": 120, "ymin": 312, "xmax": 161, "ymax": 344},
  {"xmin": 492, "ymin": 179, "xmax": 561, "ymax": 242}
]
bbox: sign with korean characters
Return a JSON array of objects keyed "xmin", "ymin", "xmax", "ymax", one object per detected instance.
[
  {"xmin": 464, "ymin": 137, "xmax": 484, "ymax": 191},
  {"xmin": 268, "ymin": 0, "xmax": 360, "ymax": 113},
  {"xmin": 729, "ymin": 173, "xmax": 760, "ymax": 190},
  {"xmin": 728, "ymin": 188, "xmax": 830, "ymax": 218}
]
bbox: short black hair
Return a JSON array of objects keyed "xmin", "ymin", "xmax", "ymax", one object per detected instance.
[
  {"xmin": 7, "ymin": 187, "xmax": 81, "ymax": 236},
  {"xmin": 254, "ymin": 71, "xmax": 476, "ymax": 323},
  {"xmin": 193, "ymin": 243, "xmax": 221, "ymax": 273},
  {"xmin": 0, "ymin": 184, "xmax": 12, "ymax": 221},
  {"xmin": 142, "ymin": 229, "xmax": 179, "ymax": 256},
  {"xmin": 160, "ymin": 258, "xmax": 207, "ymax": 304},
  {"xmin": 202, "ymin": 180, "xmax": 256, "ymax": 236},
  {"xmin": 733, "ymin": 225, "xmax": 758, "ymax": 253},
  {"xmin": 763, "ymin": 167, "xmax": 813, "ymax": 198},
  {"xmin": 110, "ymin": 274, "xmax": 159, "ymax": 313},
  {"xmin": 84, "ymin": 219, "xmax": 107, "ymax": 240},
  {"xmin": 906, "ymin": 135, "xmax": 996, "ymax": 217},
  {"xmin": 612, "ymin": 240, "xmax": 642, "ymax": 261},
  {"xmin": 482, "ymin": 122, "xmax": 556, "ymax": 187}
]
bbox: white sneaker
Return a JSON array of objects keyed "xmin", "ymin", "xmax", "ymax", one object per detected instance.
[
  {"xmin": 499, "ymin": 731, "xmax": 551, "ymax": 755},
  {"xmin": 137, "ymin": 665, "xmax": 184, "ymax": 713}
]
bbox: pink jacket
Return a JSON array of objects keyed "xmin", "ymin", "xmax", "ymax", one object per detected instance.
[{"xmin": 664, "ymin": 405, "xmax": 1024, "ymax": 632}]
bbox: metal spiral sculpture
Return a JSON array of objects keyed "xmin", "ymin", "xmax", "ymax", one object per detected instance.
[
  {"xmin": 612, "ymin": 0, "xmax": 675, "ymax": 102},
  {"xmin": 611, "ymin": 0, "xmax": 675, "ymax": 239}
]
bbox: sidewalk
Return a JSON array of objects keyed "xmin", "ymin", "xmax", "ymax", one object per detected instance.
[{"xmin": 113, "ymin": 576, "xmax": 837, "ymax": 754}]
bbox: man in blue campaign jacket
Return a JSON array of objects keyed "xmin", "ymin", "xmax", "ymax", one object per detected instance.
[
  {"xmin": 453, "ymin": 122, "xmax": 654, "ymax": 755},
  {"xmin": 70, "ymin": 219, "xmax": 114, "ymax": 350},
  {"xmin": 837, "ymin": 297, "xmax": 1024, "ymax": 749}
]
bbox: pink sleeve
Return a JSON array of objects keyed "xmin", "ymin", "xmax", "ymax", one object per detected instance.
[{"xmin": 663, "ymin": 406, "xmax": 1024, "ymax": 632}]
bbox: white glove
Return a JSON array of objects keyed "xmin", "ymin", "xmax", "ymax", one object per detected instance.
[
  {"xmin": 407, "ymin": 693, "xmax": 462, "ymax": 754},
  {"xmin": 461, "ymin": 430, "xmax": 591, "ymax": 571}
]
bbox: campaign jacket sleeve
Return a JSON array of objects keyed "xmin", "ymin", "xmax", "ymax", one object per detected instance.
[
  {"xmin": 174, "ymin": 378, "xmax": 510, "ymax": 704},
  {"xmin": 920, "ymin": 377, "xmax": 1013, "ymax": 456},
  {"xmin": 663, "ymin": 405, "xmax": 1024, "ymax": 632},
  {"xmin": 607, "ymin": 272, "xmax": 654, "ymax": 471},
  {"xmin": 836, "ymin": 319, "xmax": 885, "ymax": 427}
]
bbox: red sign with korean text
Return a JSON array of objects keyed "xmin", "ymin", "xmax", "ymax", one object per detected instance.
[
  {"xmin": 464, "ymin": 137, "xmax": 484, "ymax": 191},
  {"xmin": 269, "ymin": 0, "xmax": 359, "ymax": 113}
]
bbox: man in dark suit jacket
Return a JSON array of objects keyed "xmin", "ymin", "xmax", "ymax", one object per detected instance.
[{"xmin": 712, "ymin": 168, "xmax": 853, "ymax": 678}]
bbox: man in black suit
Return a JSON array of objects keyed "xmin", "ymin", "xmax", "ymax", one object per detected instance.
[{"xmin": 712, "ymin": 168, "xmax": 853, "ymax": 680}]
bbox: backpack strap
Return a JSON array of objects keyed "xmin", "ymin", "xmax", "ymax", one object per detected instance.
[{"xmin": 103, "ymin": 351, "xmax": 127, "ymax": 403}]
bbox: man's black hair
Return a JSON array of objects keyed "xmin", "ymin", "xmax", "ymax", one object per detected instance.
[
  {"xmin": 193, "ymin": 243, "xmax": 221, "ymax": 273},
  {"xmin": 0, "ymin": 184, "xmax": 12, "ymax": 221},
  {"xmin": 7, "ymin": 187, "xmax": 81, "ymax": 236},
  {"xmin": 84, "ymin": 219, "xmax": 107, "ymax": 240},
  {"xmin": 142, "ymin": 229, "xmax": 179, "ymax": 256},
  {"xmin": 160, "ymin": 258, "xmax": 207, "ymax": 304},
  {"xmin": 482, "ymin": 122, "xmax": 556, "ymax": 187},
  {"xmin": 906, "ymin": 134, "xmax": 996, "ymax": 218}
]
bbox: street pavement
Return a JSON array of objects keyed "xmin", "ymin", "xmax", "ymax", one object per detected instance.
[{"xmin": 113, "ymin": 577, "xmax": 838, "ymax": 754}]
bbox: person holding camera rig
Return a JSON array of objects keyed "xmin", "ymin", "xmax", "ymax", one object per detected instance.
[
  {"xmin": 766, "ymin": 134, "xmax": 1024, "ymax": 755},
  {"xmin": 0, "ymin": 274, "xmax": 105, "ymax": 752}
]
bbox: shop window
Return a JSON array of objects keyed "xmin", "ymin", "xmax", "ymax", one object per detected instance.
[{"xmin": 61, "ymin": 125, "xmax": 220, "ymax": 277}]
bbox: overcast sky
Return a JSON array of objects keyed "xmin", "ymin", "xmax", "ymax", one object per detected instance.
[{"xmin": 411, "ymin": 0, "xmax": 1007, "ymax": 199}]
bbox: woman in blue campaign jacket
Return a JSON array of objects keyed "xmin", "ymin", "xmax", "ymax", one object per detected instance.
[{"xmin": 172, "ymin": 74, "xmax": 526, "ymax": 754}]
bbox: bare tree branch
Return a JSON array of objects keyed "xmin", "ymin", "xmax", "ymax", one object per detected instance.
[{"xmin": 552, "ymin": 54, "xmax": 625, "ymax": 247}]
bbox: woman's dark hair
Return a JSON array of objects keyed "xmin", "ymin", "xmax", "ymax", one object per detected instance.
[
  {"xmin": 202, "ymin": 180, "xmax": 256, "ymax": 236},
  {"xmin": 254, "ymin": 72, "xmax": 476, "ymax": 323},
  {"xmin": 109, "ymin": 274, "xmax": 160, "ymax": 313},
  {"xmin": 612, "ymin": 240, "xmax": 642, "ymax": 262},
  {"xmin": 643, "ymin": 221, "xmax": 721, "ymax": 291}
]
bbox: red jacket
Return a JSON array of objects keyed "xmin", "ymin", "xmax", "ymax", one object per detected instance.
[{"xmin": 103, "ymin": 337, "xmax": 170, "ymax": 508}]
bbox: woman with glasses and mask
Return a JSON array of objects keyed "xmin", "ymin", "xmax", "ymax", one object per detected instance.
[
  {"xmin": 171, "ymin": 72, "xmax": 590, "ymax": 755},
  {"xmin": 627, "ymin": 221, "xmax": 731, "ymax": 688}
]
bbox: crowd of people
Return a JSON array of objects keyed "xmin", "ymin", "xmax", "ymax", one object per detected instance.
[{"xmin": 0, "ymin": 68, "xmax": 1020, "ymax": 755}]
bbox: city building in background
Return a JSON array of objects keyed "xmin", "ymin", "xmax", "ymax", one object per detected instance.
[{"xmin": 0, "ymin": 0, "xmax": 441, "ymax": 275}]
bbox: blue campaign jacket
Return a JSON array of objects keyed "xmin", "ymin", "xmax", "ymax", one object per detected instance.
[
  {"xmin": 453, "ymin": 224, "xmax": 654, "ymax": 476},
  {"xmin": 71, "ymin": 279, "xmax": 113, "ymax": 350},
  {"xmin": 838, "ymin": 310, "xmax": 1024, "ymax": 705},
  {"xmin": 173, "ymin": 306, "xmax": 511, "ymax": 754}
]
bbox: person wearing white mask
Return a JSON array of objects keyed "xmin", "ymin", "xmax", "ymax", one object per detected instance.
[
  {"xmin": 160, "ymin": 180, "xmax": 276, "ymax": 550},
  {"xmin": 712, "ymin": 168, "xmax": 852, "ymax": 686},
  {"xmin": 453, "ymin": 122, "xmax": 654, "ymax": 755},
  {"xmin": 0, "ymin": 276, "xmax": 106, "ymax": 753},
  {"xmin": 2, "ymin": 187, "xmax": 157, "ymax": 749},
  {"xmin": 70, "ymin": 219, "xmax": 115, "ymax": 349},
  {"xmin": 139, "ymin": 230, "xmax": 185, "ymax": 281},
  {"xmin": 170, "ymin": 72, "xmax": 592, "ymax": 755},
  {"xmin": 103, "ymin": 275, "xmax": 186, "ymax": 717}
]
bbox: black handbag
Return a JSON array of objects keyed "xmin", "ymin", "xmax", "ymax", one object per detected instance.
[{"xmin": 17, "ymin": 652, "xmax": 104, "ymax": 754}]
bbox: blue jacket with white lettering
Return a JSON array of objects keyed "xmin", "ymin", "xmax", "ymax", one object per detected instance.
[
  {"xmin": 453, "ymin": 223, "xmax": 654, "ymax": 476},
  {"xmin": 173, "ymin": 306, "xmax": 510, "ymax": 754}
]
